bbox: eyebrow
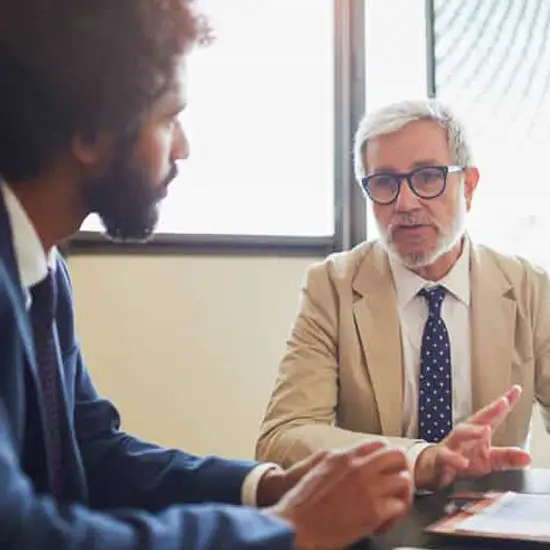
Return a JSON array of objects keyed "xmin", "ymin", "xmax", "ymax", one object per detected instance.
[
  {"xmin": 371, "ymin": 159, "xmax": 443, "ymax": 173},
  {"xmin": 173, "ymin": 101, "xmax": 187, "ymax": 115},
  {"xmin": 162, "ymin": 98, "xmax": 187, "ymax": 118}
]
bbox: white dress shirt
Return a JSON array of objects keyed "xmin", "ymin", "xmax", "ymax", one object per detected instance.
[
  {"xmin": 0, "ymin": 181, "xmax": 278, "ymax": 506},
  {"xmin": 1, "ymin": 183, "xmax": 55, "ymax": 303},
  {"xmin": 388, "ymin": 240, "xmax": 472, "ymax": 462}
]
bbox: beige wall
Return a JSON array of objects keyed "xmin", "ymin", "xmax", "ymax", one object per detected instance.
[
  {"xmin": 69, "ymin": 254, "xmax": 550, "ymax": 466},
  {"xmin": 69, "ymin": 254, "xmax": 317, "ymax": 460},
  {"xmin": 531, "ymin": 405, "xmax": 550, "ymax": 468}
]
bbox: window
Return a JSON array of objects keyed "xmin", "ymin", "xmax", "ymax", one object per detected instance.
[
  {"xmin": 364, "ymin": 0, "xmax": 429, "ymax": 240},
  {"xmin": 78, "ymin": 0, "xmax": 335, "ymax": 245},
  {"xmin": 432, "ymin": 0, "xmax": 550, "ymax": 268}
]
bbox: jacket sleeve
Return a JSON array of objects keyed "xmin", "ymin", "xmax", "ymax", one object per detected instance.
[
  {"xmin": 73, "ymin": 351, "xmax": 259, "ymax": 511},
  {"xmin": 256, "ymin": 261, "xmax": 423, "ymax": 467},
  {"xmin": 0, "ymin": 406, "xmax": 293, "ymax": 550},
  {"xmin": 55, "ymin": 255, "xmax": 260, "ymax": 512}
]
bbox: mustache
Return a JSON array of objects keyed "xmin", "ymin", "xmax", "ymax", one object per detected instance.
[
  {"xmin": 389, "ymin": 213, "xmax": 435, "ymax": 228},
  {"xmin": 161, "ymin": 163, "xmax": 179, "ymax": 188}
]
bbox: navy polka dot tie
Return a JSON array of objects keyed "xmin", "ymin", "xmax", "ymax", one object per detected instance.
[
  {"xmin": 418, "ymin": 285, "xmax": 453, "ymax": 443},
  {"xmin": 30, "ymin": 270, "xmax": 64, "ymax": 498}
]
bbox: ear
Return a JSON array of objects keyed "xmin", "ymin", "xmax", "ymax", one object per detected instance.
[
  {"xmin": 71, "ymin": 133, "xmax": 113, "ymax": 171},
  {"xmin": 463, "ymin": 166, "xmax": 479, "ymax": 211}
]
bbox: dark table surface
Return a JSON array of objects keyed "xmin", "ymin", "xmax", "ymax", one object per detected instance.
[{"xmin": 353, "ymin": 468, "xmax": 550, "ymax": 550}]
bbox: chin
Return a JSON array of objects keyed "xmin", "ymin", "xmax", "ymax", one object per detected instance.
[
  {"xmin": 388, "ymin": 242, "xmax": 440, "ymax": 268},
  {"xmin": 101, "ymin": 213, "xmax": 160, "ymax": 243},
  {"xmin": 395, "ymin": 251, "xmax": 433, "ymax": 269},
  {"xmin": 104, "ymin": 231, "xmax": 156, "ymax": 244}
]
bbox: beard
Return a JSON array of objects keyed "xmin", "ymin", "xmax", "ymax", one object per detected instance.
[
  {"xmin": 84, "ymin": 140, "xmax": 178, "ymax": 242},
  {"xmin": 375, "ymin": 184, "xmax": 468, "ymax": 269}
]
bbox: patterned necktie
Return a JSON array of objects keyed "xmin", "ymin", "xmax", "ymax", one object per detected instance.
[
  {"xmin": 418, "ymin": 285, "xmax": 453, "ymax": 443},
  {"xmin": 29, "ymin": 270, "xmax": 64, "ymax": 498}
]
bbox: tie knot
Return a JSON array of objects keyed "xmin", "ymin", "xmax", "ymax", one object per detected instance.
[
  {"xmin": 30, "ymin": 270, "xmax": 56, "ymax": 324},
  {"xmin": 419, "ymin": 285, "xmax": 446, "ymax": 318}
]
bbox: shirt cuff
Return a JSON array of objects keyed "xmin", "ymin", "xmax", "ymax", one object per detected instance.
[
  {"xmin": 241, "ymin": 463, "xmax": 282, "ymax": 507},
  {"xmin": 406, "ymin": 441, "xmax": 434, "ymax": 495}
]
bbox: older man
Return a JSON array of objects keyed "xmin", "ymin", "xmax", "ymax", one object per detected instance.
[{"xmin": 256, "ymin": 99, "xmax": 545, "ymax": 491}]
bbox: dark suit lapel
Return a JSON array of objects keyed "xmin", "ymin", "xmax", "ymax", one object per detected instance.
[
  {"xmin": 0, "ymin": 190, "xmax": 60, "ymax": 490},
  {"xmin": 0, "ymin": 192, "xmax": 38, "ymax": 375}
]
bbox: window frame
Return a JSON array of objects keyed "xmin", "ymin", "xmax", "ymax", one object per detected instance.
[
  {"xmin": 67, "ymin": 0, "xmax": 367, "ymax": 256},
  {"xmin": 425, "ymin": 0, "xmax": 437, "ymax": 98}
]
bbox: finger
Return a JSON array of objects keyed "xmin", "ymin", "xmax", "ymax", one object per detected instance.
[
  {"xmin": 343, "ymin": 439, "xmax": 388, "ymax": 459},
  {"xmin": 319, "ymin": 440, "xmax": 388, "ymax": 479},
  {"xmin": 468, "ymin": 385, "xmax": 522, "ymax": 429},
  {"xmin": 285, "ymin": 450, "xmax": 332, "ymax": 483},
  {"xmin": 489, "ymin": 447, "xmax": 532, "ymax": 471},
  {"xmin": 429, "ymin": 446, "xmax": 469, "ymax": 490},
  {"xmin": 437, "ymin": 445, "xmax": 470, "ymax": 471},
  {"xmin": 469, "ymin": 397, "xmax": 509, "ymax": 428},
  {"xmin": 505, "ymin": 385, "xmax": 522, "ymax": 408},
  {"xmin": 296, "ymin": 449, "xmax": 330, "ymax": 470},
  {"xmin": 373, "ymin": 502, "xmax": 408, "ymax": 536},
  {"xmin": 439, "ymin": 465, "xmax": 458, "ymax": 488},
  {"xmin": 356, "ymin": 447, "xmax": 408, "ymax": 475},
  {"xmin": 380, "ymin": 470, "xmax": 413, "ymax": 500},
  {"xmin": 373, "ymin": 497, "xmax": 410, "ymax": 534},
  {"xmin": 445, "ymin": 422, "xmax": 488, "ymax": 446},
  {"xmin": 336, "ymin": 439, "xmax": 388, "ymax": 460},
  {"xmin": 324, "ymin": 440, "xmax": 386, "ymax": 468}
]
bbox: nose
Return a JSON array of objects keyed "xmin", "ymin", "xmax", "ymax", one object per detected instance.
[
  {"xmin": 171, "ymin": 119, "xmax": 190, "ymax": 163},
  {"xmin": 394, "ymin": 177, "xmax": 421, "ymax": 212}
]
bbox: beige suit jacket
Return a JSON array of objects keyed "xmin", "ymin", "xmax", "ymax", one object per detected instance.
[{"xmin": 256, "ymin": 241, "xmax": 550, "ymax": 467}]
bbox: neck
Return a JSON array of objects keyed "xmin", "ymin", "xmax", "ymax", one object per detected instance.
[
  {"xmin": 8, "ymin": 167, "xmax": 88, "ymax": 253},
  {"xmin": 411, "ymin": 238, "xmax": 464, "ymax": 281}
]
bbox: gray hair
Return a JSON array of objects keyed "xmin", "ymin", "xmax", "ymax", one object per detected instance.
[{"xmin": 353, "ymin": 99, "xmax": 473, "ymax": 182}]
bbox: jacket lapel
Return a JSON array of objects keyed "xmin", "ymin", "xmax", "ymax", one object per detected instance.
[
  {"xmin": 0, "ymin": 193, "xmax": 38, "ymax": 375},
  {"xmin": 470, "ymin": 244, "xmax": 516, "ymax": 427},
  {"xmin": 352, "ymin": 244, "xmax": 403, "ymax": 436}
]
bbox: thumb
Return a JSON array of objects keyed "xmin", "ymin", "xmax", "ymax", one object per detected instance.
[
  {"xmin": 347, "ymin": 439, "xmax": 388, "ymax": 458},
  {"xmin": 289, "ymin": 449, "xmax": 331, "ymax": 477},
  {"xmin": 374, "ymin": 498, "xmax": 409, "ymax": 534}
]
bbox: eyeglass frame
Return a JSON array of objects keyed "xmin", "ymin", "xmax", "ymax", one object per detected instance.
[{"xmin": 360, "ymin": 164, "xmax": 465, "ymax": 205}]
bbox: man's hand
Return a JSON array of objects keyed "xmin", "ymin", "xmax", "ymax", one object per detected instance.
[
  {"xmin": 264, "ymin": 441, "xmax": 413, "ymax": 550},
  {"xmin": 256, "ymin": 451, "xmax": 329, "ymax": 507},
  {"xmin": 415, "ymin": 385, "xmax": 532, "ymax": 491}
]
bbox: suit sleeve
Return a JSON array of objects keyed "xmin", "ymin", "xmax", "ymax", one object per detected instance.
[
  {"xmin": 0, "ymin": 420, "xmax": 294, "ymax": 550},
  {"xmin": 73, "ymin": 353, "xmax": 257, "ymax": 511},
  {"xmin": 0, "ymin": 416, "xmax": 294, "ymax": 550},
  {"xmin": 0, "ymin": 301, "xmax": 293, "ymax": 549},
  {"xmin": 256, "ymin": 261, "xmax": 423, "ymax": 468},
  {"xmin": 54, "ymin": 256, "xmax": 260, "ymax": 512}
]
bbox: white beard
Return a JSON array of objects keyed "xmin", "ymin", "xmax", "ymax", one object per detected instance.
[{"xmin": 375, "ymin": 186, "xmax": 468, "ymax": 269}]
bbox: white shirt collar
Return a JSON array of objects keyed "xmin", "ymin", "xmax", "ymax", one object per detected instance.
[
  {"xmin": 389, "ymin": 237, "xmax": 471, "ymax": 308},
  {"xmin": 1, "ymin": 182, "xmax": 57, "ymax": 305}
]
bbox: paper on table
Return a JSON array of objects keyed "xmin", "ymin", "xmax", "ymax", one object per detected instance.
[{"xmin": 457, "ymin": 491, "xmax": 550, "ymax": 538}]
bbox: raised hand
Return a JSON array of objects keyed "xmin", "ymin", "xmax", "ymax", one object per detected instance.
[{"xmin": 415, "ymin": 385, "xmax": 531, "ymax": 491}]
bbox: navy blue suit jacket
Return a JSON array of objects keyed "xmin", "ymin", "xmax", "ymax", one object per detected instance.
[{"xmin": 0, "ymin": 195, "xmax": 293, "ymax": 549}]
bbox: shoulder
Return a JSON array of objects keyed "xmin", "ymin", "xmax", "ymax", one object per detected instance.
[
  {"xmin": 474, "ymin": 244, "xmax": 550, "ymax": 316},
  {"xmin": 53, "ymin": 252, "xmax": 77, "ymax": 341},
  {"xmin": 305, "ymin": 240, "xmax": 381, "ymax": 285},
  {"xmin": 475, "ymin": 244, "xmax": 549, "ymax": 290}
]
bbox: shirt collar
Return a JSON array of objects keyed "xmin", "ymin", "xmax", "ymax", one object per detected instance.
[
  {"xmin": 1, "ymin": 182, "xmax": 56, "ymax": 304},
  {"xmin": 389, "ymin": 238, "xmax": 471, "ymax": 308}
]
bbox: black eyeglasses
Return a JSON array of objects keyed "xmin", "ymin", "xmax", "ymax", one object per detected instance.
[{"xmin": 361, "ymin": 165, "xmax": 464, "ymax": 205}]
